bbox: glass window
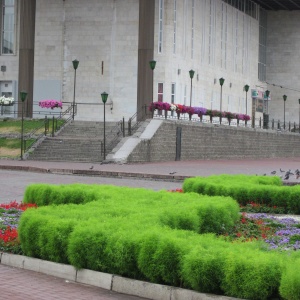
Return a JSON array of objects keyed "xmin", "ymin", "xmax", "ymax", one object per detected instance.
[
  {"xmin": 171, "ymin": 83, "xmax": 175, "ymax": 104},
  {"xmin": 258, "ymin": 8, "xmax": 267, "ymax": 81},
  {"xmin": 2, "ymin": 0, "xmax": 15, "ymax": 54},
  {"xmin": 191, "ymin": 0, "xmax": 194, "ymax": 59},
  {"xmin": 157, "ymin": 83, "xmax": 163, "ymax": 102},
  {"xmin": 173, "ymin": 0, "xmax": 176, "ymax": 54},
  {"xmin": 158, "ymin": 0, "xmax": 164, "ymax": 53}
]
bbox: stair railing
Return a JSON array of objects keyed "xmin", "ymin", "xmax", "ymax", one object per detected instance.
[
  {"xmin": 24, "ymin": 104, "xmax": 73, "ymax": 153},
  {"xmin": 104, "ymin": 119, "xmax": 124, "ymax": 154},
  {"xmin": 128, "ymin": 105, "xmax": 149, "ymax": 136},
  {"xmin": 51, "ymin": 104, "xmax": 74, "ymax": 136}
]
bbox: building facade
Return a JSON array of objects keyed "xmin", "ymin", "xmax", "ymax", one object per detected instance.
[{"xmin": 0, "ymin": 0, "xmax": 300, "ymax": 124}]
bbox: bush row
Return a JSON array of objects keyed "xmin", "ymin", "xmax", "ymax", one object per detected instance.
[
  {"xmin": 183, "ymin": 175, "xmax": 300, "ymax": 213},
  {"xmin": 19, "ymin": 183, "xmax": 300, "ymax": 299}
]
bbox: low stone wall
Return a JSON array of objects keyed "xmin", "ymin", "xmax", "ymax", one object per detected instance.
[{"xmin": 127, "ymin": 120, "xmax": 300, "ymax": 162}]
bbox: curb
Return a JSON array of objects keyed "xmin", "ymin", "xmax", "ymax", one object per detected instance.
[
  {"xmin": 0, "ymin": 164, "xmax": 189, "ymax": 182},
  {"xmin": 0, "ymin": 253, "xmax": 239, "ymax": 300}
]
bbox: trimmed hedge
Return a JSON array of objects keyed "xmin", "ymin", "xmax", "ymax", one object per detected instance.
[
  {"xmin": 18, "ymin": 183, "xmax": 300, "ymax": 299},
  {"xmin": 279, "ymin": 258, "xmax": 300, "ymax": 300},
  {"xmin": 183, "ymin": 174, "xmax": 300, "ymax": 213}
]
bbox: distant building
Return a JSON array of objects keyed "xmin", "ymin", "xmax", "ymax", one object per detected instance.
[{"xmin": 0, "ymin": 0, "xmax": 299, "ymax": 124}]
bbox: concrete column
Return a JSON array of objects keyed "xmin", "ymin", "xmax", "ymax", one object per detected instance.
[
  {"xmin": 18, "ymin": 0, "xmax": 36, "ymax": 117},
  {"xmin": 137, "ymin": 0, "xmax": 155, "ymax": 121}
]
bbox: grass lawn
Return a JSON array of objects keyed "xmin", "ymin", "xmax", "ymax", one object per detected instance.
[{"xmin": 0, "ymin": 118, "xmax": 64, "ymax": 158}]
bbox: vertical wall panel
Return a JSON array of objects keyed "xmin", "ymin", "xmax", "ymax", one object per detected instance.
[
  {"xmin": 18, "ymin": 0, "xmax": 36, "ymax": 117},
  {"xmin": 137, "ymin": 0, "xmax": 155, "ymax": 120}
]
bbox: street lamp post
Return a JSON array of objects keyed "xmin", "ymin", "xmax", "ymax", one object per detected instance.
[
  {"xmin": 264, "ymin": 90, "xmax": 270, "ymax": 129},
  {"xmin": 244, "ymin": 84, "xmax": 249, "ymax": 127},
  {"xmin": 219, "ymin": 77, "xmax": 225, "ymax": 125},
  {"xmin": 298, "ymin": 99, "xmax": 300, "ymax": 133},
  {"xmin": 20, "ymin": 91, "xmax": 28, "ymax": 160},
  {"xmin": 283, "ymin": 95, "xmax": 287, "ymax": 130},
  {"xmin": 265, "ymin": 90, "xmax": 270, "ymax": 114},
  {"xmin": 101, "ymin": 92, "xmax": 108, "ymax": 161},
  {"xmin": 149, "ymin": 60, "xmax": 156, "ymax": 118},
  {"xmin": 72, "ymin": 59, "xmax": 79, "ymax": 121},
  {"xmin": 189, "ymin": 69, "xmax": 195, "ymax": 107}
]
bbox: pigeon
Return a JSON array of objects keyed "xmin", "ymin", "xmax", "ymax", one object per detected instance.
[
  {"xmin": 295, "ymin": 169, "xmax": 300, "ymax": 176},
  {"xmin": 284, "ymin": 174, "xmax": 289, "ymax": 180},
  {"xmin": 263, "ymin": 173, "xmax": 267, "ymax": 176},
  {"xmin": 271, "ymin": 171, "xmax": 276, "ymax": 174},
  {"xmin": 280, "ymin": 168, "xmax": 285, "ymax": 172},
  {"xmin": 169, "ymin": 171, "xmax": 177, "ymax": 175},
  {"xmin": 286, "ymin": 169, "xmax": 294, "ymax": 175},
  {"xmin": 89, "ymin": 166, "xmax": 94, "ymax": 170}
]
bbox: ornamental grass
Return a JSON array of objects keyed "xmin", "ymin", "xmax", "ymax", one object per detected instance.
[{"xmin": 1, "ymin": 178, "xmax": 300, "ymax": 299}]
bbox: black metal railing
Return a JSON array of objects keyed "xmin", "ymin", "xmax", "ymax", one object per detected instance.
[
  {"xmin": 23, "ymin": 104, "xmax": 74, "ymax": 152},
  {"xmin": 149, "ymin": 108, "xmax": 300, "ymax": 134},
  {"xmin": 102, "ymin": 119, "xmax": 125, "ymax": 155},
  {"xmin": 128, "ymin": 105, "xmax": 149, "ymax": 136}
]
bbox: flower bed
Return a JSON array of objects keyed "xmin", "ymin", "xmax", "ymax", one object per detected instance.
[
  {"xmin": 2, "ymin": 183, "xmax": 300, "ymax": 299},
  {"xmin": 0, "ymin": 96, "xmax": 14, "ymax": 106},
  {"xmin": 149, "ymin": 101, "xmax": 250, "ymax": 121},
  {"xmin": 38, "ymin": 99, "xmax": 62, "ymax": 109},
  {"xmin": 0, "ymin": 201, "xmax": 37, "ymax": 254}
]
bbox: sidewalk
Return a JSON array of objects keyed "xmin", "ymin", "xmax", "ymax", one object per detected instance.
[{"xmin": 1, "ymin": 157, "xmax": 300, "ymax": 181}]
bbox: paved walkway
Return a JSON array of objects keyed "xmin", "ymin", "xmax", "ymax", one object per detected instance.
[
  {"xmin": 1, "ymin": 157, "xmax": 300, "ymax": 179},
  {"xmin": 1, "ymin": 157, "xmax": 300, "ymax": 299},
  {"xmin": 0, "ymin": 264, "xmax": 146, "ymax": 300}
]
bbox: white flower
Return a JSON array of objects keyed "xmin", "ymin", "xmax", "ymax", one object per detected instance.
[
  {"xmin": 0, "ymin": 96, "xmax": 14, "ymax": 105},
  {"xmin": 170, "ymin": 104, "xmax": 177, "ymax": 111}
]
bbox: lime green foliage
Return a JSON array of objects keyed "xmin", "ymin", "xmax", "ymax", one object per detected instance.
[
  {"xmin": 18, "ymin": 183, "xmax": 297, "ymax": 299},
  {"xmin": 280, "ymin": 259, "xmax": 300, "ymax": 300},
  {"xmin": 222, "ymin": 250, "xmax": 281, "ymax": 299},
  {"xmin": 183, "ymin": 174, "xmax": 300, "ymax": 213}
]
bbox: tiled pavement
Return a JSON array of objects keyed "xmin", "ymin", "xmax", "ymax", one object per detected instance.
[{"xmin": 0, "ymin": 264, "xmax": 146, "ymax": 300}]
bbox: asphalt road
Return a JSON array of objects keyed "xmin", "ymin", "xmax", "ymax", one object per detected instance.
[{"xmin": 0, "ymin": 170, "xmax": 181, "ymax": 204}]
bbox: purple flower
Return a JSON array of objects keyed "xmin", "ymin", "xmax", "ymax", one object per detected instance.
[
  {"xmin": 39, "ymin": 99, "xmax": 63, "ymax": 109},
  {"xmin": 194, "ymin": 107, "xmax": 207, "ymax": 116}
]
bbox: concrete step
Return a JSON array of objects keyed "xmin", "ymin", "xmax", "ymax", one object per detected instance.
[{"xmin": 28, "ymin": 120, "xmax": 123, "ymax": 162}]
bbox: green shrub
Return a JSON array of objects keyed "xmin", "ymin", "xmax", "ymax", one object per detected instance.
[
  {"xmin": 222, "ymin": 250, "xmax": 282, "ymax": 300},
  {"xmin": 23, "ymin": 183, "xmax": 101, "ymax": 206},
  {"xmin": 182, "ymin": 243, "xmax": 225, "ymax": 294},
  {"xmin": 68, "ymin": 222, "xmax": 112, "ymax": 272},
  {"xmin": 137, "ymin": 228, "xmax": 188, "ymax": 286},
  {"xmin": 18, "ymin": 183, "xmax": 300, "ymax": 299},
  {"xmin": 18, "ymin": 209, "xmax": 45, "ymax": 258},
  {"xmin": 183, "ymin": 175, "xmax": 300, "ymax": 213},
  {"xmin": 37, "ymin": 218, "xmax": 76, "ymax": 264},
  {"xmin": 279, "ymin": 259, "xmax": 300, "ymax": 300}
]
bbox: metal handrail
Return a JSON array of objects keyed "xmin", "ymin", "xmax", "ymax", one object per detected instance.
[
  {"xmin": 23, "ymin": 104, "xmax": 73, "ymax": 152},
  {"xmin": 128, "ymin": 105, "xmax": 149, "ymax": 136},
  {"xmin": 105, "ymin": 119, "xmax": 124, "ymax": 153},
  {"xmin": 150, "ymin": 109, "xmax": 300, "ymax": 134}
]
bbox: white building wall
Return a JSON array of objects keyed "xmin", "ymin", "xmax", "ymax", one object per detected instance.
[
  {"xmin": 34, "ymin": 0, "xmax": 139, "ymax": 121},
  {"xmin": 153, "ymin": 0, "xmax": 261, "ymax": 116},
  {"xmin": 0, "ymin": 1, "xmax": 19, "ymax": 102},
  {"xmin": 266, "ymin": 11, "xmax": 300, "ymax": 124}
]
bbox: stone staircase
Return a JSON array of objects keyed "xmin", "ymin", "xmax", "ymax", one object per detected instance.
[{"xmin": 27, "ymin": 121, "xmax": 123, "ymax": 162}]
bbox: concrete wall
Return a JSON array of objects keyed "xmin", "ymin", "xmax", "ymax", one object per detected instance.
[
  {"xmin": 266, "ymin": 11, "xmax": 300, "ymax": 123},
  {"xmin": 6, "ymin": 1, "xmax": 300, "ymax": 127},
  {"xmin": 34, "ymin": 0, "xmax": 139, "ymax": 121},
  {"xmin": 127, "ymin": 120, "xmax": 300, "ymax": 162},
  {"xmin": 153, "ymin": 0, "xmax": 263, "ymax": 114}
]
